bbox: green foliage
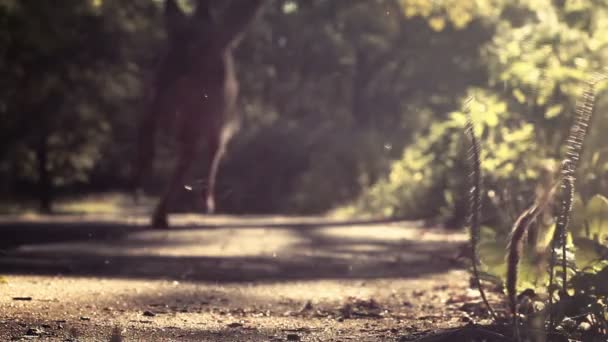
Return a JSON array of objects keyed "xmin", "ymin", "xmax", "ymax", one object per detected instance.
[
  {"xmin": 583, "ymin": 195, "xmax": 608, "ymax": 240},
  {"xmin": 348, "ymin": 89, "xmax": 545, "ymax": 225},
  {"xmin": 398, "ymin": 0, "xmax": 503, "ymax": 31},
  {"xmin": 3, "ymin": 0, "xmax": 608, "ymax": 219},
  {"xmin": 345, "ymin": 0, "xmax": 608, "ymax": 226},
  {"xmin": 511, "ymin": 243, "xmax": 608, "ymax": 338},
  {"xmin": 478, "ymin": 194, "xmax": 608, "ymax": 304},
  {"xmin": 1, "ymin": 0, "xmax": 496, "ymax": 214},
  {"xmin": 568, "ymin": 194, "xmax": 608, "ymax": 267},
  {"xmin": 559, "ymin": 263, "xmax": 608, "ymax": 336},
  {"xmin": 0, "ymin": 0, "xmax": 149, "ymax": 201},
  {"xmin": 464, "ymin": 74, "xmax": 608, "ymax": 338},
  {"xmin": 190, "ymin": 0, "xmax": 493, "ymax": 214},
  {"xmin": 469, "ymin": 73, "xmax": 607, "ymax": 336}
]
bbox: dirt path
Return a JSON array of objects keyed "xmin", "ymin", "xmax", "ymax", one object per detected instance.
[{"xmin": 0, "ymin": 214, "xmax": 478, "ymax": 341}]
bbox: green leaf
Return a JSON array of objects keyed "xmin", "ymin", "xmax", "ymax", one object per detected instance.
[
  {"xmin": 545, "ymin": 104, "xmax": 563, "ymax": 119},
  {"xmin": 513, "ymin": 88, "xmax": 527, "ymax": 104},
  {"xmin": 585, "ymin": 194, "xmax": 608, "ymax": 241},
  {"xmin": 569, "ymin": 194, "xmax": 586, "ymax": 237}
]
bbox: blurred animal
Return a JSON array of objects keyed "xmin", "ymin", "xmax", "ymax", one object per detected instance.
[{"xmin": 132, "ymin": 0, "xmax": 264, "ymax": 228}]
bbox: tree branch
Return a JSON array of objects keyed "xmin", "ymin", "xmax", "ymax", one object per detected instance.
[{"xmin": 214, "ymin": 0, "xmax": 265, "ymax": 50}]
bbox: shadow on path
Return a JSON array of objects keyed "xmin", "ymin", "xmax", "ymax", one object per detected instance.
[{"xmin": 0, "ymin": 215, "xmax": 464, "ymax": 283}]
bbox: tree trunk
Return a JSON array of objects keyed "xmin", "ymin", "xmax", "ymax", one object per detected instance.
[
  {"xmin": 351, "ymin": 49, "xmax": 373, "ymax": 128},
  {"xmin": 36, "ymin": 133, "xmax": 52, "ymax": 214}
]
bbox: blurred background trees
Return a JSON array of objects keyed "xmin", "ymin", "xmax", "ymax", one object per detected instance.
[{"xmin": 1, "ymin": 0, "xmax": 607, "ymax": 230}]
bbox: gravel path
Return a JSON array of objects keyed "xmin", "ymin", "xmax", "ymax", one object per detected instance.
[{"xmin": 0, "ymin": 214, "xmax": 476, "ymax": 341}]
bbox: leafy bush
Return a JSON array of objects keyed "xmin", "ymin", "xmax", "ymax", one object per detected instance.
[
  {"xmin": 344, "ymin": 0, "xmax": 608, "ymax": 228},
  {"xmin": 345, "ymin": 89, "xmax": 547, "ymax": 226},
  {"xmin": 463, "ymin": 76, "xmax": 608, "ymax": 341}
]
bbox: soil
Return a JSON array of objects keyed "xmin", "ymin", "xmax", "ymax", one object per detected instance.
[{"xmin": 0, "ymin": 214, "xmax": 493, "ymax": 341}]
